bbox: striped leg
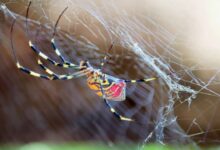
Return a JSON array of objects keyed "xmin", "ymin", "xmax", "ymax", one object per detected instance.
[
  {"xmin": 15, "ymin": 60, "xmax": 88, "ymax": 80},
  {"xmin": 10, "ymin": 6, "xmax": 81, "ymax": 81},
  {"xmin": 14, "ymin": 59, "xmax": 87, "ymax": 80},
  {"xmin": 29, "ymin": 41, "xmax": 80, "ymax": 69},
  {"xmin": 124, "ymin": 77, "xmax": 156, "ymax": 83},
  {"xmin": 16, "ymin": 62, "xmax": 57, "ymax": 80},
  {"xmin": 51, "ymin": 38, "xmax": 66, "ymax": 62},
  {"xmin": 51, "ymin": 38, "xmax": 80, "ymax": 69},
  {"xmin": 11, "ymin": 19, "xmax": 57, "ymax": 80},
  {"xmin": 50, "ymin": 4, "xmax": 70, "ymax": 63},
  {"xmin": 99, "ymin": 82, "xmax": 133, "ymax": 121},
  {"xmin": 104, "ymin": 99, "xmax": 134, "ymax": 121},
  {"xmin": 37, "ymin": 59, "xmax": 89, "ymax": 80},
  {"xmin": 25, "ymin": 2, "xmax": 79, "ymax": 69}
]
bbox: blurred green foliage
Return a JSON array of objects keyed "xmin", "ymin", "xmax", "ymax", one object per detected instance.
[{"xmin": 0, "ymin": 143, "xmax": 203, "ymax": 150}]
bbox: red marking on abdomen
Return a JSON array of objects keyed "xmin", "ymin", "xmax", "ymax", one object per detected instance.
[
  {"xmin": 87, "ymin": 77, "xmax": 126, "ymax": 100},
  {"xmin": 108, "ymin": 82, "xmax": 125, "ymax": 98}
]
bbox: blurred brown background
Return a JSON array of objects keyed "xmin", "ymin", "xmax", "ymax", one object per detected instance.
[{"xmin": 0, "ymin": 0, "xmax": 220, "ymax": 145}]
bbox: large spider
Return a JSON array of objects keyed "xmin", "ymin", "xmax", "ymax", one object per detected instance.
[{"xmin": 10, "ymin": 2, "xmax": 156, "ymax": 121}]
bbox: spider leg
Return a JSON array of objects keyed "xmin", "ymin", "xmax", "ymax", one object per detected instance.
[
  {"xmin": 99, "ymin": 82, "xmax": 133, "ymax": 121},
  {"xmin": 14, "ymin": 60, "xmax": 88, "ymax": 81},
  {"xmin": 51, "ymin": 38, "xmax": 66, "ymax": 62},
  {"xmin": 10, "ymin": 9, "xmax": 82, "ymax": 81},
  {"xmin": 124, "ymin": 77, "xmax": 156, "ymax": 83},
  {"xmin": 50, "ymin": 38, "xmax": 80, "ymax": 68},
  {"xmin": 15, "ymin": 62, "xmax": 57, "ymax": 80},
  {"xmin": 103, "ymin": 99, "xmax": 134, "ymax": 121},
  {"xmin": 29, "ymin": 40, "xmax": 80, "ymax": 69},
  {"xmin": 49, "ymin": 5, "xmax": 80, "ymax": 69},
  {"xmin": 100, "ymin": 55, "xmax": 109, "ymax": 69},
  {"xmin": 25, "ymin": 2, "xmax": 79, "ymax": 69},
  {"xmin": 100, "ymin": 42, "xmax": 114, "ymax": 71},
  {"xmin": 10, "ymin": 19, "xmax": 55, "ymax": 80},
  {"xmin": 50, "ymin": 5, "xmax": 70, "ymax": 63},
  {"xmin": 37, "ymin": 59, "xmax": 89, "ymax": 80}
]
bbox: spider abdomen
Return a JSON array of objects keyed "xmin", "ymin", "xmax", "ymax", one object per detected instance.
[{"xmin": 87, "ymin": 74, "xmax": 126, "ymax": 101}]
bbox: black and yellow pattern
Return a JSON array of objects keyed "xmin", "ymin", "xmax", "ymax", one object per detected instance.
[
  {"xmin": 16, "ymin": 62, "xmax": 55, "ymax": 80},
  {"xmin": 124, "ymin": 78, "xmax": 156, "ymax": 83},
  {"xmin": 87, "ymin": 76, "xmax": 114, "ymax": 97},
  {"xmin": 29, "ymin": 40, "xmax": 80, "ymax": 69},
  {"xmin": 51, "ymin": 38, "xmax": 66, "ymax": 62},
  {"xmin": 37, "ymin": 59, "xmax": 90, "ymax": 80},
  {"xmin": 15, "ymin": 59, "xmax": 89, "ymax": 81},
  {"xmin": 10, "ymin": 1, "xmax": 157, "ymax": 122},
  {"xmin": 104, "ymin": 99, "xmax": 133, "ymax": 121}
]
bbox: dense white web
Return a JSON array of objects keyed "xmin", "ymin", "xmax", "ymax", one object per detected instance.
[{"xmin": 0, "ymin": 0, "xmax": 220, "ymax": 149}]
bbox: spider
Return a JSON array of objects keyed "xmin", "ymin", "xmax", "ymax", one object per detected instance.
[{"xmin": 10, "ymin": 2, "xmax": 156, "ymax": 121}]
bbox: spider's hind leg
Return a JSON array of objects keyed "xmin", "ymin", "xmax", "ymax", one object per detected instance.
[
  {"xmin": 104, "ymin": 99, "xmax": 134, "ymax": 121},
  {"xmin": 99, "ymin": 82, "xmax": 133, "ymax": 121}
]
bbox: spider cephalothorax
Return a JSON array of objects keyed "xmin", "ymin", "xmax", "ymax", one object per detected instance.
[{"xmin": 10, "ymin": 1, "xmax": 156, "ymax": 121}]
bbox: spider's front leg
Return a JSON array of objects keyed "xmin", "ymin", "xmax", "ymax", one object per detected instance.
[
  {"xmin": 51, "ymin": 38, "xmax": 81, "ymax": 69},
  {"xmin": 28, "ymin": 40, "xmax": 80, "ymax": 69},
  {"xmin": 10, "ymin": 20, "xmax": 55, "ymax": 80},
  {"xmin": 11, "ymin": 20, "xmax": 85, "ymax": 81},
  {"xmin": 37, "ymin": 58, "xmax": 89, "ymax": 80},
  {"xmin": 25, "ymin": 2, "xmax": 80, "ymax": 69},
  {"xmin": 14, "ymin": 59, "xmax": 88, "ymax": 81},
  {"xmin": 15, "ymin": 62, "xmax": 56, "ymax": 80}
]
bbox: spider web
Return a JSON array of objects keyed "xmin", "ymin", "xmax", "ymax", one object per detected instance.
[{"xmin": 0, "ymin": 0, "xmax": 220, "ymax": 149}]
